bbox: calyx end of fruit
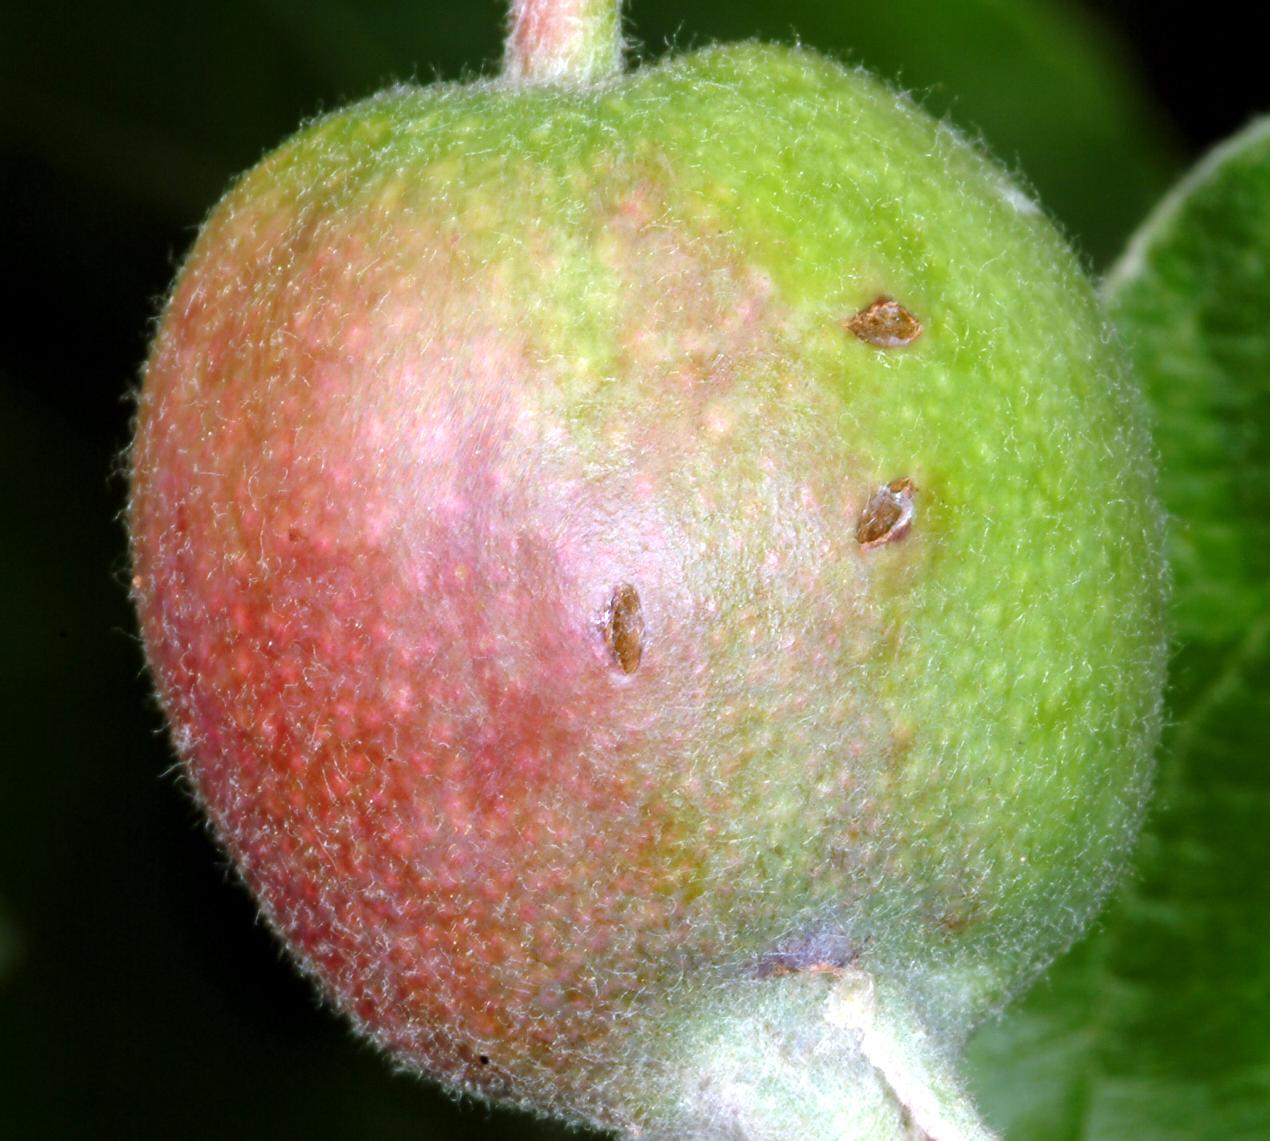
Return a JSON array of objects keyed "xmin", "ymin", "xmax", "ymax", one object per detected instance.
[
  {"xmin": 633, "ymin": 970, "xmax": 997, "ymax": 1141},
  {"xmin": 504, "ymin": 0, "xmax": 624, "ymax": 87}
]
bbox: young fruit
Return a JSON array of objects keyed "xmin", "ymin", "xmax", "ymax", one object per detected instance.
[{"xmin": 127, "ymin": 1, "xmax": 1167, "ymax": 1136}]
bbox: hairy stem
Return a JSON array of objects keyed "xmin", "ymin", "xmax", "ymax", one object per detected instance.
[{"xmin": 504, "ymin": 0, "xmax": 624, "ymax": 86}]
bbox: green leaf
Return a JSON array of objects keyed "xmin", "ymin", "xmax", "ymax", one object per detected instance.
[{"xmin": 967, "ymin": 118, "xmax": 1270, "ymax": 1140}]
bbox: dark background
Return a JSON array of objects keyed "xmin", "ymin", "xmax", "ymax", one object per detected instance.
[{"xmin": 1, "ymin": 2, "xmax": 1263, "ymax": 1137}]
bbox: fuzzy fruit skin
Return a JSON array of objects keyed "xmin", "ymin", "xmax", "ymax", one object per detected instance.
[{"xmin": 129, "ymin": 44, "xmax": 1166, "ymax": 1132}]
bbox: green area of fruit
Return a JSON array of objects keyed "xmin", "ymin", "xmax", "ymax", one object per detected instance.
[{"xmin": 968, "ymin": 117, "xmax": 1270, "ymax": 1140}]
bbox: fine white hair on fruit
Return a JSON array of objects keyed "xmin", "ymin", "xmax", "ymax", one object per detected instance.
[{"xmin": 997, "ymin": 182, "xmax": 1041, "ymax": 216}]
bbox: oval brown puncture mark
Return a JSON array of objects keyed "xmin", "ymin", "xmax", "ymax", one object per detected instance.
[
  {"xmin": 600, "ymin": 583, "xmax": 644, "ymax": 674},
  {"xmin": 845, "ymin": 296, "xmax": 923, "ymax": 347},
  {"xmin": 857, "ymin": 478, "xmax": 917, "ymax": 549}
]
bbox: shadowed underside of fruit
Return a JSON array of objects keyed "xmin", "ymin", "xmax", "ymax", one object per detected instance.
[{"xmin": 129, "ymin": 27, "xmax": 1166, "ymax": 1140}]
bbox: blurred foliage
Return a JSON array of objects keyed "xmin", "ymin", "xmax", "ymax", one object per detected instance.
[
  {"xmin": 3, "ymin": 0, "xmax": 1179, "ymax": 264},
  {"xmin": 0, "ymin": 1, "xmax": 1263, "ymax": 1138},
  {"xmin": 968, "ymin": 118, "xmax": 1270, "ymax": 1141}
]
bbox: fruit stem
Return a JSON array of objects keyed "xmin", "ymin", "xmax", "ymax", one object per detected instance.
[{"xmin": 504, "ymin": 0, "xmax": 624, "ymax": 86}]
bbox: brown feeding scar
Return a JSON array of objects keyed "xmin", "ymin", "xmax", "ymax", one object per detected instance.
[
  {"xmin": 857, "ymin": 478, "xmax": 917, "ymax": 549},
  {"xmin": 600, "ymin": 583, "xmax": 645, "ymax": 674},
  {"xmin": 845, "ymin": 296, "xmax": 923, "ymax": 347}
]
